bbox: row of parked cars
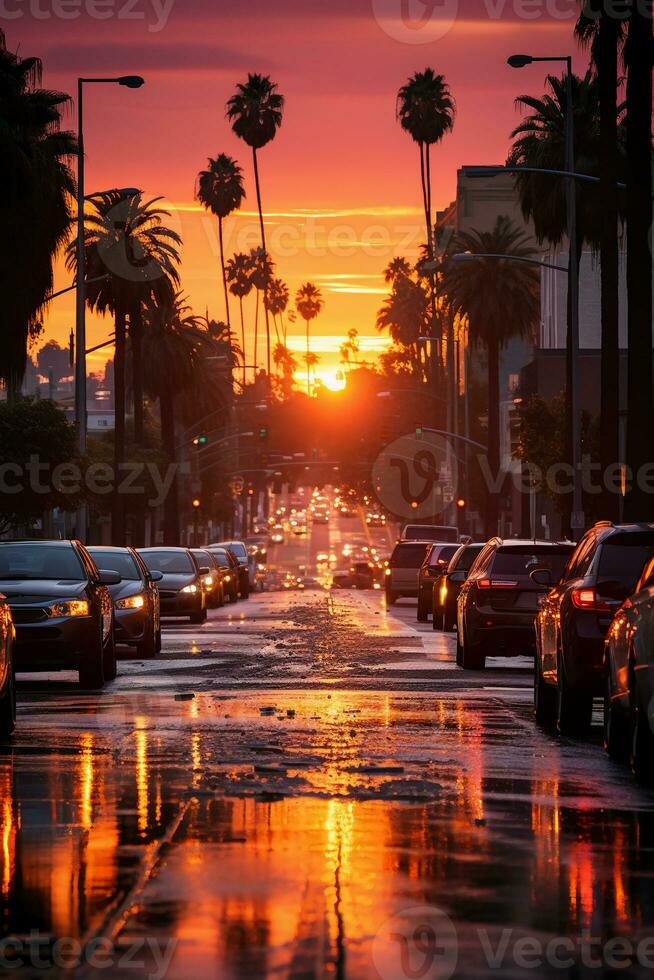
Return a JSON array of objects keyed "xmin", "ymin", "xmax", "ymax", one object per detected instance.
[
  {"xmin": 385, "ymin": 522, "xmax": 654, "ymax": 778},
  {"xmin": 0, "ymin": 537, "xmax": 256, "ymax": 736}
]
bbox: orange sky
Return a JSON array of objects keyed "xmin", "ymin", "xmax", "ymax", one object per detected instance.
[{"xmin": 13, "ymin": 0, "xmax": 587, "ymax": 381}]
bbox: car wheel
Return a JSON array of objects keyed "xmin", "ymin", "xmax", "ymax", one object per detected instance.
[
  {"xmin": 461, "ymin": 633, "xmax": 485, "ymax": 671},
  {"xmin": 229, "ymin": 589, "xmax": 239, "ymax": 604},
  {"xmin": 604, "ymin": 669, "xmax": 629, "ymax": 761},
  {"xmin": 629, "ymin": 688, "xmax": 654, "ymax": 781},
  {"xmin": 103, "ymin": 627, "xmax": 117, "ymax": 681},
  {"xmin": 137, "ymin": 622, "xmax": 157, "ymax": 659},
  {"xmin": 0, "ymin": 663, "xmax": 16, "ymax": 738},
  {"xmin": 556, "ymin": 651, "xmax": 592, "ymax": 736},
  {"xmin": 455, "ymin": 628, "xmax": 464, "ymax": 666},
  {"xmin": 155, "ymin": 628, "xmax": 162, "ymax": 654},
  {"xmin": 190, "ymin": 607, "xmax": 207, "ymax": 625},
  {"xmin": 386, "ymin": 591, "xmax": 396, "ymax": 606},
  {"xmin": 79, "ymin": 630, "xmax": 106, "ymax": 690},
  {"xmin": 417, "ymin": 593, "xmax": 429, "ymax": 622},
  {"xmin": 534, "ymin": 659, "xmax": 557, "ymax": 726},
  {"xmin": 432, "ymin": 607, "xmax": 442, "ymax": 631}
]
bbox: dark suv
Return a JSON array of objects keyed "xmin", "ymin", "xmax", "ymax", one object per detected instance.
[
  {"xmin": 534, "ymin": 522, "xmax": 654, "ymax": 735},
  {"xmin": 433, "ymin": 542, "xmax": 485, "ymax": 632},
  {"xmin": 457, "ymin": 538, "xmax": 574, "ymax": 670},
  {"xmin": 417, "ymin": 544, "xmax": 460, "ymax": 621}
]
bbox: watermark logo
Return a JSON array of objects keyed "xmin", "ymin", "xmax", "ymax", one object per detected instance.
[
  {"xmin": 372, "ymin": 0, "xmax": 459, "ymax": 44},
  {"xmin": 373, "ymin": 905, "xmax": 458, "ymax": 980},
  {"xmin": 372, "ymin": 431, "xmax": 457, "ymax": 519},
  {"xmin": 0, "ymin": 0, "xmax": 175, "ymax": 33}
]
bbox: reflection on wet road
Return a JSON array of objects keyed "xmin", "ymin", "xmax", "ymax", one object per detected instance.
[{"xmin": 3, "ymin": 507, "xmax": 654, "ymax": 977}]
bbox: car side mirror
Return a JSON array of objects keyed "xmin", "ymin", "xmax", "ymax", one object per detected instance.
[
  {"xmin": 98, "ymin": 569, "xmax": 121, "ymax": 586},
  {"xmin": 150, "ymin": 570, "xmax": 164, "ymax": 582},
  {"xmin": 199, "ymin": 566, "xmax": 211, "ymax": 576},
  {"xmin": 530, "ymin": 568, "xmax": 553, "ymax": 587}
]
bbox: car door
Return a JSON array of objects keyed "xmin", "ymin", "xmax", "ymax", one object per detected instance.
[
  {"xmin": 458, "ymin": 543, "xmax": 494, "ymax": 639},
  {"xmin": 0, "ymin": 599, "xmax": 9, "ymax": 693},
  {"xmin": 543, "ymin": 534, "xmax": 596, "ymax": 679}
]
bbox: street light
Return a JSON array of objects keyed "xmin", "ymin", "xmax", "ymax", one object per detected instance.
[
  {"xmin": 75, "ymin": 76, "xmax": 145, "ymax": 460},
  {"xmin": 508, "ymin": 52, "xmax": 583, "ymax": 537},
  {"xmin": 451, "ymin": 252, "xmax": 569, "ymax": 273}
]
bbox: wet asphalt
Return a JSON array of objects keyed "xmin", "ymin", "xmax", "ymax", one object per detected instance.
[{"xmin": 2, "ymin": 513, "xmax": 654, "ymax": 979}]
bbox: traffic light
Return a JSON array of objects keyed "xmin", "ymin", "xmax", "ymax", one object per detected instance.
[
  {"xmin": 456, "ymin": 498, "xmax": 466, "ymax": 510},
  {"xmin": 259, "ymin": 426, "xmax": 269, "ymax": 442},
  {"xmin": 192, "ymin": 498, "xmax": 201, "ymax": 509},
  {"xmin": 415, "ymin": 425, "xmax": 423, "ymax": 437},
  {"xmin": 193, "ymin": 435, "xmax": 208, "ymax": 447}
]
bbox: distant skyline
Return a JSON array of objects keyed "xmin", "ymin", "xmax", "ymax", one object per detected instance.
[{"xmin": 12, "ymin": 0, "xmax": 586, "ymax": 380}]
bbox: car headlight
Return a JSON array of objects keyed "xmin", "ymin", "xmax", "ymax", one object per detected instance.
[
  {"xmin": 181, "ymin": 584, "xmax": 198, "ymax": 594},
  {"xmin": 115, "ymin": 594, "xmax": 145, "ymax": 611},
  {"xmin": 223, "ymin": 575, "xmax": 231, "ymax": 583},
  {"xmin": 385, "ymin": 569, "xmax": 392, "ymax": 577},
  {"xmin": 48, "ymin": 600, "xmax": 90, "ymax": 618},
  {"xmin": 203, "ymin": 575, "xmax": 214, "ymax": 588}
]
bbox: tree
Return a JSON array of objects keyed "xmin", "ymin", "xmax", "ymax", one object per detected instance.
[
  {"xmin": 384, "ymin": 256, "xmax": 412, "ymax": 285},
  {"xmin": 66, "ymin": 190, "xmax": 181, "ymax": 542},
  {"xmin": 142, "ymin": 293, "xmax": 214, "ymax": 544},
  {"xmin": 295, "ymin": 283, "xmax": 324, "ymax": 396},
  {"xmin": 36, "ymin": 341, "xmax": 71, "ymax": 387},
  {"xmin": 265, "ymin": 277, "xmax": 290, "ymax": 347},
  {"xmin": 445, "ymin": 216, "xmax": 540, "ymax": 535},
  {"xmin": 623, "ymin": 6, "xmax": 653, "ymax": 519},
  {"xmin": 0, "ymin": 32, "xmax": 77, "ymax": 399},
  {"xmin": 226, "ymin": 252, "xmax": 254, "ymax": 386},
  {"xmin": 576, "ymin": 8, "xmax": 626, "ymax": 520},
  {"xmin": 248, "ymin": 248, "xmax": 274, "ymax": 374},
  {"xmin": 376, "ymin": 275, "xmax": 429, "ymax": 379},
  {"xmin": 339, "ymin": 328, "xmax": 361, "ymax": 372},
  {"xmin": 227, "ymin": 73, "xmax": 285, "ymax": 378},
  {"xmin": 273, "ymin": 341, "xmax": 298, "ymax": 388},
  {"xmin": 196, "ymin": 154, "xmax": 245, "ymax": 330},
  {"xmin": 397, "ymin": 69, "xmax": 455, "ymax": 344},
  {"xmin": 303, "ymin": 351, "xmax": 320, "ymax": 394}
]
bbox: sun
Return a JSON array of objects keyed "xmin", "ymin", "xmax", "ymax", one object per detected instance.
[{"xmin": 316, "ymin": 369, "xmax": 347, "ymax": 392}]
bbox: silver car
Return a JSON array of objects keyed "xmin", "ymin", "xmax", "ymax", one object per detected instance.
[{"xmin": 385, "ymin": 541, "xmax": 431, "ymax": 606}]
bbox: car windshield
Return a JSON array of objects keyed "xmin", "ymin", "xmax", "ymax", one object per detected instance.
[
  {"xmin": 429, "ymin": 545, "xmax": 459, "ymax": 567},
  {"xmin": 598, "ymin": 535, "xmax": 654, "ymax": 597},
  {"xmin": 491, "ymin": 546, "xmax": 573, "ymax": 579},
  {"xmin": 210, "ymin": 550, "xmax": 231, "ymax": 568},
  {"xmin": 0, "ymin": 543, "xmax": 85, "ymax": 581},
  {"xmin": 226, "ymin": 543, "xmax": 247, "ymax": 559},
  {"xmin": 391, "ymin": 543, "xmax": 430, "ymax": 568},
  {"xmin": 191, "ymin": 551, "xmax": 214, "ymax": 569},
  {"xmin": 88, "ymin": 550, "xmax": 141, "ymax": 581},
  {"xmin": 140, "ymin": 551, "xmax": 194, "ymax": 574}
]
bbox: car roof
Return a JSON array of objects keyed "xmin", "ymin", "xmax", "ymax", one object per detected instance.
[
  {"xmin": 0, "ymin": 539, "xmax": 75, "ymax": 546},
  {"xmin": 138, "ymin": 546, "xmax": 191, "ymax": 553},
  {"xmin": 489, "ymin": 538, "xmax": 573, "ymax": 548},
  {"xmin": 87, "ymin": 545, "xmax": 133, "ymax": 553}
]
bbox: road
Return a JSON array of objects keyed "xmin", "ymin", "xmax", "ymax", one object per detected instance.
[{"xmin": 2, "ymin": 509, "xmax": 654, "ymax": 979}]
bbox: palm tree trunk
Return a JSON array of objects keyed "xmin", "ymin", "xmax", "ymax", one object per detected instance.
[
  {"xmin": 160, "ymin": 390, "xmax": 179, "ymax": 545},
  {"xmin": 599, "ymin": 11, "xmax": 620, "ymax": 522},
  {"xmin": 624, "ymin": 8, "xmax": 652, "ymax": 520},
  {"xmin": 253, "ymin": 290, "xmax": 259, "ymax": 377},
  {"xmin": 306, "ymin": 318, "xmax": 310, "ymax": 395},
  {"xmin": 252, "ymin": 147, "xmax": 272, "ymax": 378},
  {"xmin": 563, "ymin": 224, "xmax": 584, "ymax": 538},
  {"xmin": 424, "ymin": 142, "xmax": 441, "ymax": 381},
  {"xmin": 239, "ymin": 296, "xmax": 246, "ymax": 387},
  {"xmin": 113, "ymin": 307, "xmax": 127, "ymax": 545},
  {"xmin": 486, "ymin": 335, "xmax": 500, "ymax": 537},
  {"xmin": 218, "ymin": 215, "xmax": 231, "ymax": 329},
  {"xmin": 131, "ymin": 303, "xmax": 144, "ymax": 445}
]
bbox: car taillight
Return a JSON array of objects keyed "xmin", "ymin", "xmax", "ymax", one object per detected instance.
[
  {"xmin": 478, "ymin": 579, "xmax": 519, "ymax": 589},
  {"xmin": 571, "ymin": 588, "xmax": 613, "ymax": 612}
]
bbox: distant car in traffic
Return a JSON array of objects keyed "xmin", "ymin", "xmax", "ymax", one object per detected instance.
[
  {"xmin": 190, "ymin": 548, "xmax": 225, "ymax": 609},
  {"xmin": 211, "ymin": 541, "xmax": 251, "ymax": 598},
  {"xmin": 534, "ymin": 522, "xmax": 654, "ymax": 735},
  {"xmin": 603, "ymin": 553, "xmax": 654, "ymax": 778},
  {"xmin": 401, "ymin": 524, "xmax": 460, "ymax": 544},
  {"xmin": 206, "ymin": 547, "xmax": 239, "ymax": 603},
  {"xmin": 416, "ymin": 544, "xmax": 461, "ymax": 621},
  {"xmin": 457, "ymin": 539, "xmax": 574, "ymax": 671},
  {"xmin": 138, "ymin": 547, "xmax": 207, "ymax": 624},
  {"xmin": 270, "ymin": 524, "xmax": 285, "ymax": 544},
  {"xmin": 0, "ymin": 596, "xmax": 15, "ymax": 736},
  {"xmin": 385, "ymin": 541, "xmax": 431, "ymax": 605},
  {"xmin": 432, "ymin": 543, "xmax": 485, "ymax": 631},
  {"xmin": 88, "ymin": 546, "xmax": 162, "ymax": 658},
  {"xmin": 0, "ymin": 540, "xmax": 119, "ymax": 689},
  {"xmin": 366, "ymin": 512, "xmax": 386, "ymax": 528}
]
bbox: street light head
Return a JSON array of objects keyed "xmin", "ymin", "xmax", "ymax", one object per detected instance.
[
  {"xmin": 463, "ymin": 166, "xmax": 505, "ymax": 179},
  {"xmin": 118, "ymin": 75, "xmax": 145, "ymax": 88},
  {"xmin": 507, "ymin": 54, "xmax": 533, "ymax": 68},
  {"xmin": 451, "ymin": 253, "xmax": 477, "ymax": 263}
]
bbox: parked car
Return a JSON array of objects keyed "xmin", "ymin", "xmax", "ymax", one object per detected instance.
[
  {"xmin": 190, "ymin": 549, "xmax": 224, "ymax": 609},
  {"xmin": 457, "ymin": 539, "xmax": 574, "ymax": 671},
  {"xmin": 603, "ymin": 554, "xmax": 654, "ymax": 778},
  {"xmin": 385, "ymin": 541, "xmax": 431, "ymax": 605},
  {"xmin": 0, "ymin": 540, "xmax": 118, "ymax": 689},
  {"xmin": 138, "ymin": 548, "xmax": 207, "ymax": 624},
  {"xmin": 212, "ymin": 541, "xmax": 251, "ymax": 598},
  {"xmin": 0, "ymin": 596, "xmax": 15, "ymax": 737},
  {"xmin": 88, "ymin": 546, "xmax": 162, "ymax": 658},
  {"xmin": 401, "ymin": 524, "xmax": 460, "ymax": 543},
  {"xmin": 206, "ymin": 547, "xmax": 239, "ymax": 603},
  {"xmin": 534, "ymin": 522, "xmax": 654, "ymax": 735},
  {"xmin": 432, "ymin": 543, "xmax": 485, "ymax": 632},
  {"xmin": 417, "ymin": 544, "xmax": 461, "ymax": 621}
]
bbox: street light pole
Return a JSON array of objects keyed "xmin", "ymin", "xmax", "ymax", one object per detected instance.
[{"xmin": 508, "ymin": 54, "xmax": 582, "ymax": 538}]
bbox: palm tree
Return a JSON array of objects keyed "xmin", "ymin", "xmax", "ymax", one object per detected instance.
[
  {"xmin": 265, "ymin": 277, "xmax": 290, "ymax": 348},
  {"xmin": 0, "ymin": 32, "xmax": 77, "ymax": 399},
  {"xmin": 142, "ymin": 293, "xmax": 214, "ymax": 543},
  {"xmin": 227, "ymin": 74, "xmax": 285, "ymax": 378},
  {"xmin": 303, "ymin": 351, "xmax": 320, "ymax": 394},
  {"xmin": 226, "ymin": 252, "xmax": 253, "ymax": 386},
  {"xmin": 249, "ymin": 248, "xmax": 274, "ymax": 374},
  {"xmin": 623, "ymin": 8, "xmax": 652, "ymax": 519},
  {"xmin": 376, "ymin": 275, "xmax": 429, "ymax": 379},
  {"xmin": 576, "ymin": 10, "xmax": 625, "ymax": 521},
  {"xmin": 196, "ymin": 154, "xmax": 245, "ymax": 329},
  {"xmin": 445, "ymin": 216, "xmax": 540, "ymax": 535},
  {"xmin": 295, "ymin": 283, "xmax": 324, "ymax": 396},
  {"xmin": 273, "ymin": 341, "xmax": 298, "ymax": 392},
  {"xmin": 384, "ymin": 256, "xmax": 412, "ymax": 285}
]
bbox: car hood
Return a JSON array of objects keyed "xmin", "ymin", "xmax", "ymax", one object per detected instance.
[
  {"xmin": 108, "ymin": 581, "xmax": 144, "ymax": 601},
  {"xmin": 0, "ymin": 580, "xmax": 88, "ymax": 603},
  {"xmin": 156, "ymin": 573, "xmax": 197, "ymax": 590}
]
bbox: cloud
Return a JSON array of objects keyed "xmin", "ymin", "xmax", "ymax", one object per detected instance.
[{"xmin": 41, "ymin": 41, "xmax": 262, "ymax": 73}]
